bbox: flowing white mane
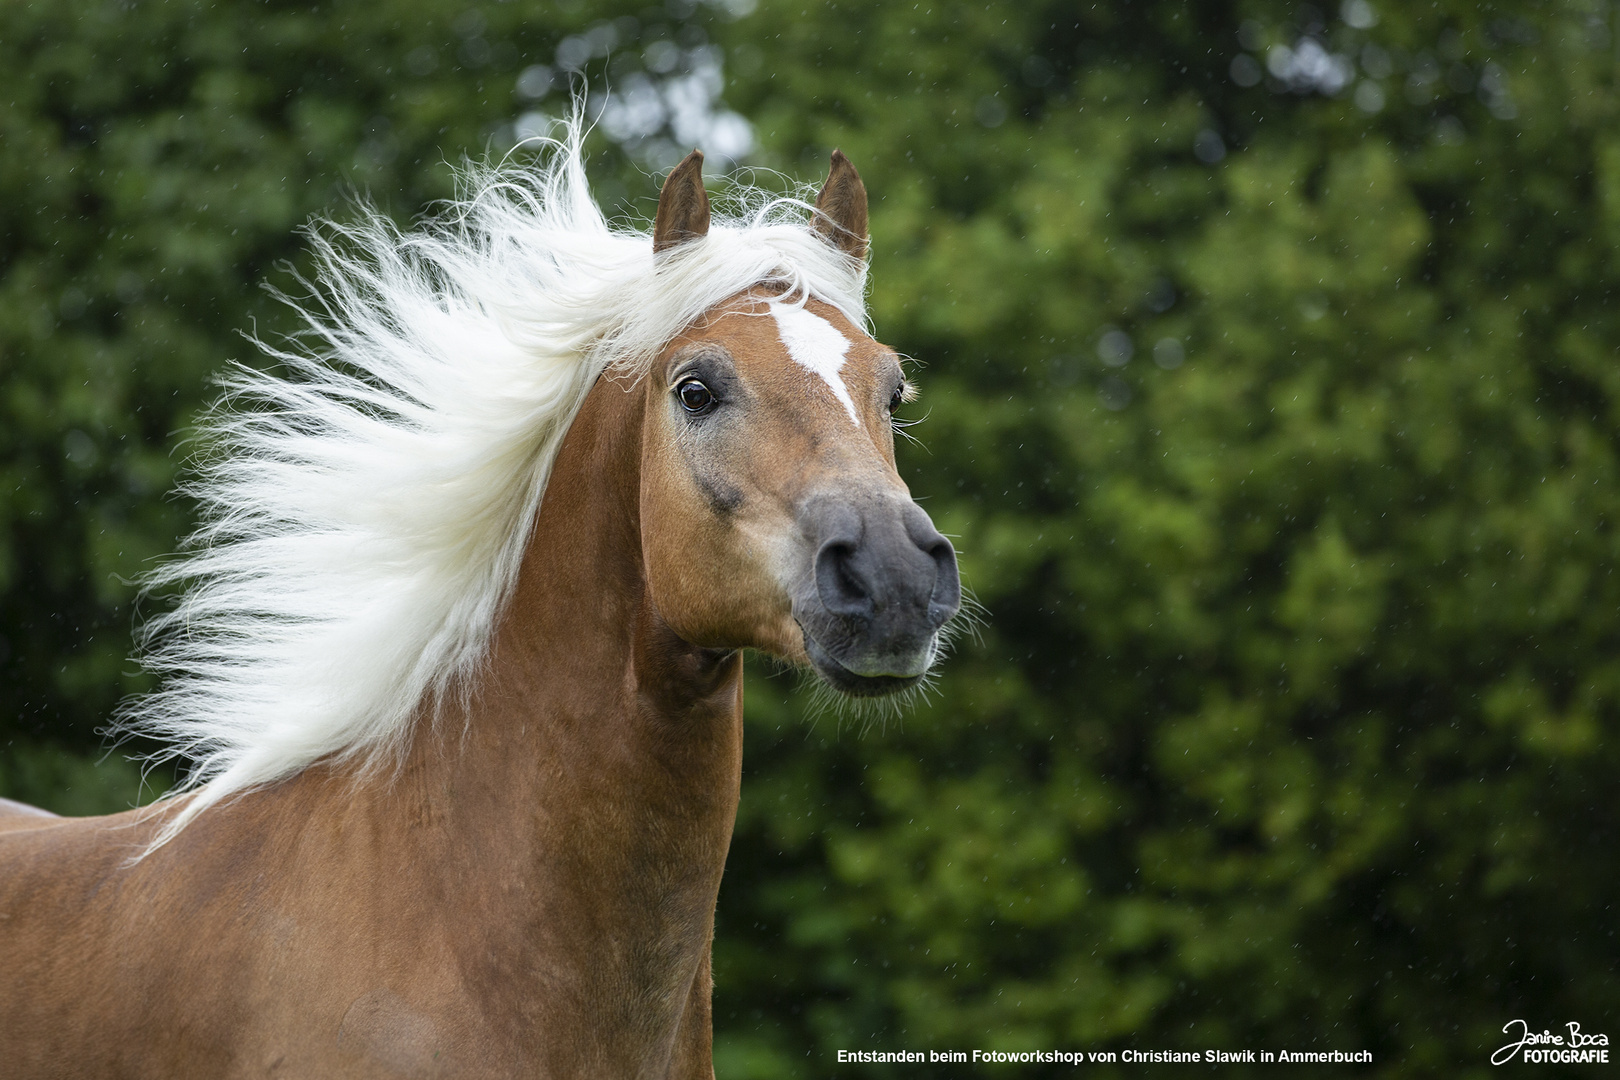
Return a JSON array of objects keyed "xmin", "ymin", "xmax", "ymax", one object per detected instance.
[{"xmin": 122, "ymin": 122, "xmax": 868, "ymax": 840}]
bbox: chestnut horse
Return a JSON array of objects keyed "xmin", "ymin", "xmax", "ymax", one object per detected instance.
[{"xmin": 0, "ymin": 137, "xmax": 958, "ymax": 1077}]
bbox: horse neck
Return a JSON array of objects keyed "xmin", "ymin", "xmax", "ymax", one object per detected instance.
[{"xmin": 389, "ymin": 368, "xmax": 744, "ymax": 1043}]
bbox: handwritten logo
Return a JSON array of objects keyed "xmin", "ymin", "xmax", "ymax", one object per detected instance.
[{"xmin": 1492, "ymin": 1020, "xmax": 1610, "ymax": 1065}]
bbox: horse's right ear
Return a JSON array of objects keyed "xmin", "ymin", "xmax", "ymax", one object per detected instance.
[{"xmin": 653, "ymin": 150, "xmax": 711, "ymax": 254}]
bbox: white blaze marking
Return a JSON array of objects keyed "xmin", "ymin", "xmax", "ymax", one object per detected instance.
[{"xmin": 768, "ymin": 303, "xmax": 860, "ymax": 426}]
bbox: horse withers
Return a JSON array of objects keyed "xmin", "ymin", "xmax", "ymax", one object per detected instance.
[{"xmin": 0, "ymin": 139, "xmax": 959, "ymax": 1078}]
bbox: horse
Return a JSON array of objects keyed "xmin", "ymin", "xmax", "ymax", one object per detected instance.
[{"xmin": 0, "ymin": 129, "xmax": 960, "ymax": 1078}]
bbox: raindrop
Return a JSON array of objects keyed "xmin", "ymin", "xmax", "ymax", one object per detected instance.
[
  {"xmin": 599, "ymin": 74, "xmax": 669, "ymax": 141},
  {"xmin": 1153, "ymin": 338, "xmax": 1185, "ymax": 370},
  {"xmin": 975, "ymin": 96, "xmax": 1008, "ymax": 128},
  {"xmin": 702, "ymin": 112, "xmax": 754, "ymax": 164},
  {"xmin": 584, "ymin": 22, "xmax": 619, "ymax": 57},
  {"xmin": 1230, "ymin": 54, "xmax": 1262, "ymax": 87},
  {"xmin": 1099, "ymin": 377, "xmax": 1133, "ymax": 411},
  {"xmin": 644, "ymin": 39, "xmax": 680, "ymax": 73},
  {"xmin": 556, "ymin": 35, "xmax": 592, "ymax": 71},
  {"xmin": 514, "ymin": 111, "xmax": 559, "ymax": 143},
  {"xmin": 1354, "ymin": 81, "xmax": 1385, "ymax": 113},
  {"xmin": 1434, "ymin": 116, "xmax": 1465, "ymax": 145},
  {"xmin": 517, "ymin": 65, "xmax": 554, "ymax": 99},
  {"xmin": 1478, "ymin": 62, "xmax": 1519, "ymax": 119},
  {"xmin": 1267, "ymin": 44, "xmax": 1293, "ymax": 78},
  {"xmin": 64, "ymin": 430, "xmax": 97, "ymax": 467},
  {"xmin": 1340, "ymin": 0, "xmax": 1378, "ymax": 30},
  {"xmin": 1194, "ymin": 129, "xmax": 1226, "ymax": 163},
  {"xmin": 1097, "ymin": 328, "xmax": 1133, "ymax": 367}
]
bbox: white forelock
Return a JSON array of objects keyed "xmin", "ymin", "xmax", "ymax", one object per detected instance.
[{"xmin": 120, "ymin": 119, "xmax": 868, "ymax": 846}]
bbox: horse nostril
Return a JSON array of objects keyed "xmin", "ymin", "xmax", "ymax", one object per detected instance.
[
  {"xmin": 923, "ymin": 535, "xmax": 961, "ymax": 629},
  {"xmin": 815, "ymin": 540, "xmax": 873, "ymax": 619}
]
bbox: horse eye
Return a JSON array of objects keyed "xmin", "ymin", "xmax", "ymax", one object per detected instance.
[
  {"xmin": 677, "ymin": 378, "xmax": 716, "ymax": 414},
  {"xmin": 888, "ymin": 384, "xmax": 905, "ymax": 414}
]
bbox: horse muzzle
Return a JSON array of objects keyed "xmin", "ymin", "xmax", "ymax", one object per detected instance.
[{"xmin": 792, "ymin": 492, "xmax": 961, "ymax": 697}]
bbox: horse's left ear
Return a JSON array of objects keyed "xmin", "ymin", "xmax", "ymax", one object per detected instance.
[
  {"xmin": 812, "ymin": 150, "xmax": 869, "ymax": 261},
  {"xmin": 654, "ymin": 149, "xmax": 711, "ymax": 254}
]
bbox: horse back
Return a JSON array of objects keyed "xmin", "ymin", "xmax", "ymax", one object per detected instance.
[
  {"xmin": 0, "ymin": 804, "xmax": 274, "ymax": 1077},
  {"xmin": 0, "ymin": 784, "xmax": 495, "ymax": 1078},
  {"xmin": 0, "ymin": 796, "xmax": 59, "ymax": 833}
]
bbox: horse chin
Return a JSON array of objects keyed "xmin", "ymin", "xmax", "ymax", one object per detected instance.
[{"xmin": 802, "ymin": 632, "xmax": 930, "ymax": 698}]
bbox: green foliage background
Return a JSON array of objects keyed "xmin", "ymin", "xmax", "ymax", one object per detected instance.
[{"xmin": 2, "ymin": 0, "xmax": 1616, "ymax": 1074}]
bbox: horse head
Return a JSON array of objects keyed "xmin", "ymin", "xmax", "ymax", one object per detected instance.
[{"xmin": 638, "ymin": 151, "xmax": 962, "ymax": 697}]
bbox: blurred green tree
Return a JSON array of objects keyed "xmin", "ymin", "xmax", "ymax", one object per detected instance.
[
  {"xmin": 709, "ymin": 1, "xmax": 1620, "ymax": 1075},
  {"xmin": 2, "ymin": 0, "xmax": 1616, "ymax": 1075}
]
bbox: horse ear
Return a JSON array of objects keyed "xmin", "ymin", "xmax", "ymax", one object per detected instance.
[
  {"xmin": 653, "ymin": 149, "xmax": 711, "ymax": 254},
  {"xmin": 812, "ymin": 150, "xmax": 869, "ymax": 261}
]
